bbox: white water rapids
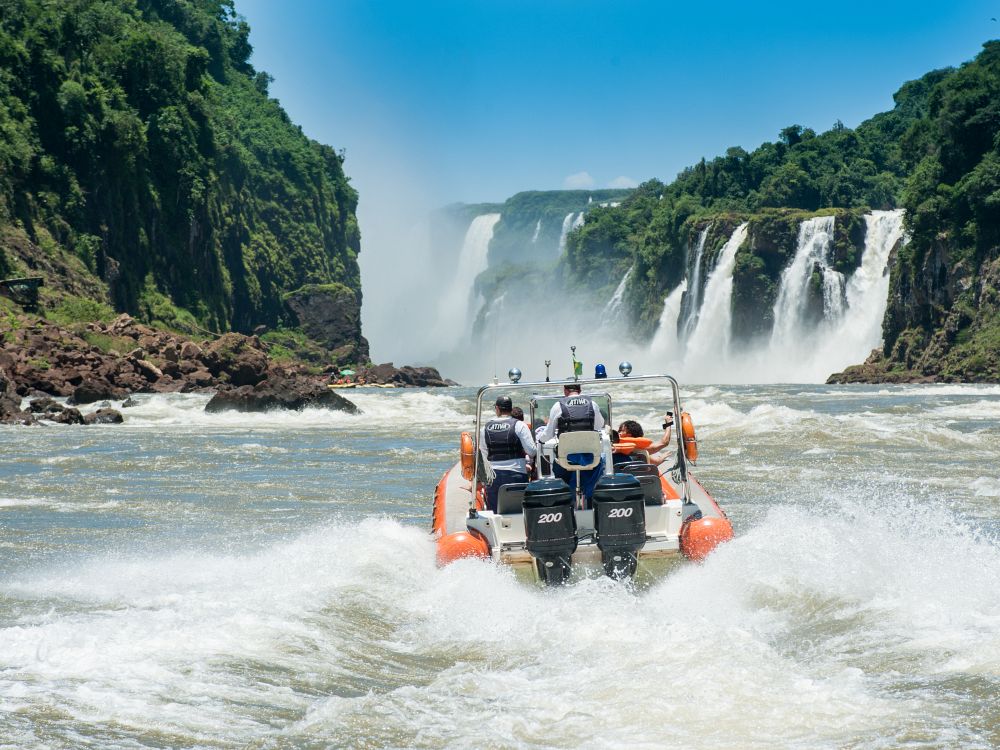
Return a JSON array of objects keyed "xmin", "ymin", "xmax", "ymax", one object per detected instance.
[{"xmin": 1, "ymin": 386, "xmax": 998, "ymax": 748}]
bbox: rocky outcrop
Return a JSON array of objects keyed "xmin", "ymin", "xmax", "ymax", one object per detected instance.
[
  {"xmin": 0, "ymin": 370, "xmax": 33, "ymax": 424},
  {"xmin": 826, "ymin": 349, "xmax": 938, "ymax": 384},
  {"xmin": 284, "ymin": 284, "xmax": 370, "ymax": 366},
  {"xmin": 358, "ymin": 362, "xmax": 455, "ymax": 387},
  {"xmin": 0, "ymin": 313, "xmax": 281, "ymax": 398},
  {"xmin": 0, "ymin": 369, "xmax": 124, "ymax": 425},
  {"xmin": 0, "ymin": 310, "xmax": 458, "ymax": 422},
  {"xmin": 201, "ymin": 333, "xmax": 270, "ymax": 386},
  {"xmin": 205, "ymin": 373, "xmax": 359, "ymax": 413}
]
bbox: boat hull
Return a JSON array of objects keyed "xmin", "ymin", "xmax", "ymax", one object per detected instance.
[{"xmin": 433, "ymin": 461, "xmax": 733, "ymax": 575}]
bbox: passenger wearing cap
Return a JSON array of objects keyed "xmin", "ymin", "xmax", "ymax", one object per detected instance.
[
  {"xmin": 536, "ymin": 382, "xmax": 606, "ymax": 501},
  {"xmin": 481, "ymin": 395, "xmax": 536, "ymax": 513}
]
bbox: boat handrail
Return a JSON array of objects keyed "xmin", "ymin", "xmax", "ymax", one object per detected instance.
[{"xmin": 472, "ymin": 373, "xmax": 690, "ymax": 504}]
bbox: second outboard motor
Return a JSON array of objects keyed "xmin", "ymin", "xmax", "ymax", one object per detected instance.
[
  {"xmin": 592, "ymin": 474, "xmax": 647, "ymax": 579},
  {"xmin": 522, "ymin": 478, "xmax": 577, "ymax": 585}
]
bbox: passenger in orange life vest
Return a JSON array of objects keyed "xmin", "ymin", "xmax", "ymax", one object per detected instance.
[
  {"xmin": 481, "ymin": 396, "xmax": 536, "ymax": 513},
  {"xmin": 537, "ymin": 382, "xmax": 605, "ymax": 501},
  {"xmin": 617, "ymin": 415, "xmax": 673, "ymax": 466}
]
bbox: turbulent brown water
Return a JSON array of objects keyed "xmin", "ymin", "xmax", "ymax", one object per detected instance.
[{"xmin": 1, "ymin": 384, "xmax": 998, "ymax": 749}]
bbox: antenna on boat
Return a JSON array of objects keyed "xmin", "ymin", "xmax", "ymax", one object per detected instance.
[
  {"xmin": 571, "ymin": 345, "xmax": 582, "ymax": 381},
  {"xmin": 491, "ymin": 295, "xmax": 501, "ymax": 384}
]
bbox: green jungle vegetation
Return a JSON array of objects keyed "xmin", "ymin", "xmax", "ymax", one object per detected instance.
[
  {"xmin": 487, "ymin": 189, "xmax": 631, "ymax": 265},
  {"xmin": 567, "ymin": 41, "xmax": 1000, "ymax": 378},
  {"xmin": 0, "ymin": 0, "xmax": 361, "ymax": 351}
]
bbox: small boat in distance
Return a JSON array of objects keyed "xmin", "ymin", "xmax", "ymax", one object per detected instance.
[{"xmin": 432, "ymin": 366, "xmax": 734, "ymax": 584}]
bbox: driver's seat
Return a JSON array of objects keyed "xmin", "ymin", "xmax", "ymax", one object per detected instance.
[
  {"xmin": 555, "ymin": 431, "xmax": 602, "ymax": 472},
  {"xmin": 554, "ymin": 431, "xmax": 603, "ymax": 507}
]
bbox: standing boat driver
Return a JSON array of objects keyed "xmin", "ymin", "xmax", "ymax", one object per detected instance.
[
  {"xmin": 481, "ymin": 396, "xmax": 536, "ymax": 513},
  {"xmin": 537, "ymin": 382, "xmax": 606, "ymax": 501}
]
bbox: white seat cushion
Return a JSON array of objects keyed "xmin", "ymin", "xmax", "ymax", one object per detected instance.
[{"xmin": 555, "ymin": 431, "xmax": 602, "ymax": 471}]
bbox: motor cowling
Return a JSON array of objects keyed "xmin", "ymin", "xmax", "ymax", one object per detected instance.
[
  {"xmin": 522, "ymin": 478, "xmax": 577, "ymax": 585},
  {"xmin": 592, "ymin": 473, "xmax": 647, "ymax": 579}
]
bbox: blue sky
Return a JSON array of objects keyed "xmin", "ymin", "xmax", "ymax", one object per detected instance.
[
  {"xmin": 235, "ymin": 1, "xmax": 997, "ymax": 362},
  {"xmin": 237, "ymin": 0, "xmax": 997, "ymax": 206}
]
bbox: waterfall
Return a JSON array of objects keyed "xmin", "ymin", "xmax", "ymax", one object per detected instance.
[
  {"xmin": 837, "ymin": 210, "xmax": 905, "ymax": 349},
  {"xmin": 557, "ymin": 212, "xmax": 575, "ymax": 253},
  {"xmin": 743, "ymin": 210, "xmax": 905, "ymax": 382},
  {"xmin": 648, "ymin": 279, "xmax": 688, "ymax": 361},
  {"xmin": 679, "ymin": 226, "xmax": 711, "ymax": 343},
  {"xmin": 684, "ymin": 223, "xmax": 749, "ymax": 369},
  {"xmin": 601, "ymin": 265, "xmax": 634, "ymax": 322},
  {"xmin": 769, "ymin": 215, "xmax": 836, "ymax": 350},
  {"xmin": 656, "ymin": 211, "xmax": 904, "ymax": 384},
  {"xmin": 808, "ymin": 209, "xmax": 906, "ymax": 375},
  {"xmin": 531, "ymin": 219, "xmax": 541, "ymax": 244},
  {"xmin": 557, "ymin": 212, "xmax": 586, "ymax": 254},
  {"xmin": 435, "ymin": 213, "xmax": 501, "ymax": 347}
]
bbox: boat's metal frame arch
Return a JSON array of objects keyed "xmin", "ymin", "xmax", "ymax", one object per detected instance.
[{"xmin": 473, "ymin": 373, "xmax": 692, "ymax": 502}]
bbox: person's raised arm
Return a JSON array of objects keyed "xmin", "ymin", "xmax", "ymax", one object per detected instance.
[{"xmin": 646, "ymin": 413, "xmax": 674, "ymax": 454}]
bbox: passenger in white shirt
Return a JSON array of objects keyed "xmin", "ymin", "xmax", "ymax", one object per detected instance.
[{"xmin": 480, "ymin": 395, "xmax": 536, "ymax": 512}]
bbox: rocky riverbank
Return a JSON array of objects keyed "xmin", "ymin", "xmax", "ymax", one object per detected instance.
[
  {"xmin": 825, "ymin": 349, "xmax": 941, "ymax": 384},
  {"xmin": 0, "ymin": 313, "xmax": 453, "ymax": 424}
]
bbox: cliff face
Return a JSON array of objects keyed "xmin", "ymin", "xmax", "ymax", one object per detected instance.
[
  {"xmin": 834, "ymin": 41, "xmax": 1000, "ymax": 382},
  {"xmin": 0, "ymin": 0, "xmax": 365, "ymax": 360}
]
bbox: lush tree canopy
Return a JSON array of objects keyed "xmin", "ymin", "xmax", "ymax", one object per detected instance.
[{"xmin": 0, "ymin": 0, "xmax": 360, "ymax": 333}]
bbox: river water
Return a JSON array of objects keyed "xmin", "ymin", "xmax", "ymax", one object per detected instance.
[{"xmin": 1, "ymin": 384, "xmax": 998, "ymax": 749}]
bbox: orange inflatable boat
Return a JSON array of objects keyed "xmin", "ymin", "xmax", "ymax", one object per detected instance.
[{"xmin": 432, "ymin": 368, "xmax": 733, "ymax": 584}]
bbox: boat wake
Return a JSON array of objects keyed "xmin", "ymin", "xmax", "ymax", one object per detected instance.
[{"xmin": 1, "ymin": 492, "xmax": 997, "ymax": 749}]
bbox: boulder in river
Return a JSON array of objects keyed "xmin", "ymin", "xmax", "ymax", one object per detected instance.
[
  {"xmin": 84, "ymin": 408, "xmax": 124, "ymax": 424},
  {"xmin": 204, "ymin": 374, "xmax": 359, "ymax": 414}
]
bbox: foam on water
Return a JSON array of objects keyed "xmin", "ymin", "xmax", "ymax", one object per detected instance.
[
  {"xmin": 117, "ymin": 390, "xmax": 473, "ymax": 431},
  {"xmin": 3, "ymin": 490, "xmax": 995, "ymax": 748},
  {"xmin": 1, "ymin": 384, "xmax": 998, "ymax": 747}
]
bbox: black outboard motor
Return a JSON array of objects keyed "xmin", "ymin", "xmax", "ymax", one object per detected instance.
[
  {"xmin": 592, "ymin": 474, "xmax": 647, "ymax": 579},
  {"xmin": 522, "ymin": 478, "xmax": 577, "ymax": 585}
]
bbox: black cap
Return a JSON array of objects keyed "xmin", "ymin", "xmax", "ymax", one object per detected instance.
[{"xmin": 495, "ymin": 395, "xmax": 513, "ymax": 410}]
